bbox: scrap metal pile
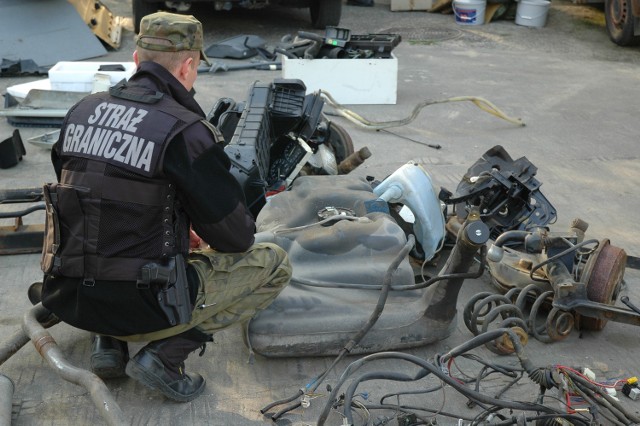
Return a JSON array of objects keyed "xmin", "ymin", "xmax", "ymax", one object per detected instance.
[
  {"xmin": 276, "ymin": 27, "xmax": 401, "ymax": 60},
  {"xmin": 1, "ymin": 80, "xmax": 640, "ymax": 425}
]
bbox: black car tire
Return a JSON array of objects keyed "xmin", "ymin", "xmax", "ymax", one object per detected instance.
[
  {"xmin": 604, "ymin": 0, "xmax": 640, "ymax": 46},
  {"xmin": 310, "ymin": 0, "xmax": 342, "ymax": 29},
  {"xmin": 133, "ymin": 0, "xmax": 163, "ymax": 33}
]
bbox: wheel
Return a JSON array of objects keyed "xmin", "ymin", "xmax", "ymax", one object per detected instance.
[
  {"xmin": 133, "ymin": 0, "xmax": 163, "ymax": 33},
  {"xmin": 604, "ymin": 0, "xmax": 640, "ymax": 46},
  {"xmin": 310, "ymin": 0, "xmax": 342, "ymax": 29}
]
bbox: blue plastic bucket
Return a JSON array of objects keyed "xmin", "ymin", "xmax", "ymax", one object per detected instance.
[{"xmin": 453, "ymin": 0, "xmax": 486, "ymax": 25}]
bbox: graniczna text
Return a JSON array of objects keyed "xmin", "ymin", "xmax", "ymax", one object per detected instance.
[{"xmin": 62, "ymin": 102, "xmax": 156, "ymax": 172}]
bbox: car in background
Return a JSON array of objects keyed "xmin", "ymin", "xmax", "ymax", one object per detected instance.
[{"xmin": 133, "ymin": 0, "xmax": 342, "ymax": 32}]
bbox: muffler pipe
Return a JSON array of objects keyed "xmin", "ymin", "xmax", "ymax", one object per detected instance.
[
  {"xmin": 0, "ymin": 374, "xmax": 13, "ymax": 426},
  {"xmin": 23, "ymin": 304, "xmax": 127, "ymax": 426}
]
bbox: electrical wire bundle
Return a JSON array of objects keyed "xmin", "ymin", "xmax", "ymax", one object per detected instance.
[
  {"xmin": 313, "ymin": 328, "xmax": 561, "ymax": 425},
  {"xmin": 267, "ymin": 327, "xmax": 639, "ymax": 426},
  {"xmin": 553, "ymin": 365, "xmax": 640, "ymax": 426}
]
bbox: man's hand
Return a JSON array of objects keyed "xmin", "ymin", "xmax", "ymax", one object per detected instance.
[{"xmin": 189, "ymin": 228, "xmax": 203, "ymax": 249}]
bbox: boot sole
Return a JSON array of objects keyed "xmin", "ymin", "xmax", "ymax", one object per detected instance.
[{"xmin": 125, "ymin": 358, "xmax": 205, "ymax": 403}]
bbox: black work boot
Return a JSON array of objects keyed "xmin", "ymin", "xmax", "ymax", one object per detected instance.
[
  {"xmin": 90, "ymin": 335, "xmax": 129, "ymax": 379},
  {"xmin": 125, "ymin": 334, "xmax": 206, "ymax": 402}
]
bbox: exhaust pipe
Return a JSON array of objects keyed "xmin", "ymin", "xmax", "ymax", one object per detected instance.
[
  {"xmin": 22, "ymin": 304, "xmax": 127, "ymax": 426},
  {"xmin": 0, "ymin": 374, "xmax": 13, "ymax": 426}
]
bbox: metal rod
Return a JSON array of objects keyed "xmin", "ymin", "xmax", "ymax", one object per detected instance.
[
  {"xmin": 22, "ymin": 304, "xmax": 127, "ymax": 426},
  {"xmin": 0, "ymin": 328, "xmax": 30, "ymax": 367},
  {"xmin": 0, "ymin": 109, "xmax": 68, "ymax": 118},
  {"xmin": 0, "ymin": 204, "xmax": 45, "ymax": 219}
]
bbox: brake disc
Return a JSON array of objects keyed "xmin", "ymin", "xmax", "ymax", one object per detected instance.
[{"xmin": 579, "ymin": 239, "xmax": 627, "ymax": 331}]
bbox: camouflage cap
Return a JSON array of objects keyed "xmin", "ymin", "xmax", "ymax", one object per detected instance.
[{"xmin": 136, "ymin": 12, "xmax": 210, "ymax": 66}]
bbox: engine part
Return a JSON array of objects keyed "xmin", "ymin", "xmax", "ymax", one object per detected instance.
[
  {"xmin": 441, "ymin": 145, "xmax": 557, "ymax": 240},
  {"xmin": 470, "ymin": 226, "xmax": 638, "ymax": 346},
  {"xmin": 219, "ymin": 78, "xmax": 360, "ymax": 216}
]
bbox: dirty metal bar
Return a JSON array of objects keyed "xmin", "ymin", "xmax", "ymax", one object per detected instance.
[
  {"xmin": 424, "ymin": 211, "xmax": 490, "ymax": 322},
  {"xmin": 548, "ymin": 261, "xmax": 640, "ymax": 327},
  {"xmin": 0, "ymin": 204, "xmax": 44, "ymax": 219},
  {"xmin": 0, "ymin": 224, "xmax": 45, "ymax": 255},
  {"xmin": 0, "ymin": 306, "xmax": 58, "ymax": 366},
  {"xmin": 0, "ymin": 109, "xmax": 68, "ymax": 118},
  {"xmin": 0, "ymin": 328, "xmax": 30, "ymax": 367},
  {"xmin": 22, "ymin": 304, "xmax": 127, "ymax": 426},
  {"xmin": 337, "ymin": 146, "xmax": 372, "ymax": 174}
]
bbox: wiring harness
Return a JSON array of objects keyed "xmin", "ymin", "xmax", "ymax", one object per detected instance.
[{"xmin": 313, "ymin": 329, "xmax": 640, "ymax": 425}]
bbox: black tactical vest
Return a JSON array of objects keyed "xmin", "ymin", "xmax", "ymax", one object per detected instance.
[{"xmin": 42, "ymin": 82, "xmax": 204, "ymax": 282}]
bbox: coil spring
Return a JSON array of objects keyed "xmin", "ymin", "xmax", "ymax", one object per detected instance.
[{"xmin": 463, "ymin": 284, "xmax": 575, "ymax": 354}]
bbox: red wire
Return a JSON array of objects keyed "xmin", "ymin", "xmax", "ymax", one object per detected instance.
[{"xmin": 556, "ymin": 365, "xmax": 627, "ymax": 389}]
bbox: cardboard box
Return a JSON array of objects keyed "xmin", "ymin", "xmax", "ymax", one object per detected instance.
[
  {"xmin": 281, "ymin": 54, "xmax": 397, "ymax": 105},
  {"xmin": 391, "ymin": 0, "xmax": 435, "ymax": 11},
  {"xmin": 48, "ymin": 61, "xmax": 136, "ymax": 92}
]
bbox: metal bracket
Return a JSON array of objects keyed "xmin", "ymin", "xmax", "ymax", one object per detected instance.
[{"xmin": 67, "ymin": 0, "xmax": 123, "ymax": 49}]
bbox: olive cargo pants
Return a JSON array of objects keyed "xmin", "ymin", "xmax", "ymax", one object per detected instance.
[{"xmin": 118, "ymin": 242, "xmax": 291, "ymax": 342}]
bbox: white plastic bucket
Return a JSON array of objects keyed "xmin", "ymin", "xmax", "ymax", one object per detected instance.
[
  {"xmin": 515, "ymin": 0, "xmax": 550, "ymax": 27},
  {"xmin": 453, "ymin": 0, "xmax": 486, "ymax": 25}
]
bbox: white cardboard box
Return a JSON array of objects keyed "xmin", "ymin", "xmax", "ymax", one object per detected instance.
[
  {"xmin": 281, "ymin": 54, "xmax": 397, "ymax": 105},
  {"xmin": 48, "ymin": 61, "xmax": 136, "ymax": 92},
  {"xmin": 391, "ymin": 0, "xmax": 435, "ymax": 11}
]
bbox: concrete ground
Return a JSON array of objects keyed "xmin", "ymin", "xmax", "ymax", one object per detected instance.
[{"xmin": 1, "ymin": 0, "xmax": 640, "ymax": 424}]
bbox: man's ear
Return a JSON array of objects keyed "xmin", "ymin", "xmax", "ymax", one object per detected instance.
[
  {"xmin": 179, "ymin": 56, "xmax": 194, "ymax": 79},
  {"xmin": 133, "ymin": 50, "xmax": 140, "ymax": 66}
]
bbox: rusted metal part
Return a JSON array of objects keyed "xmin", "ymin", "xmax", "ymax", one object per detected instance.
[
  {"xmin": 0, "ymin": 222, "xmax": 44, "ymax": 255},
  {"xmin": 337, "ymin": 146, "xmax": 371, "ymax": 174},
  {"xmin": 22, "ymin": 304, "xmax": 127, "ymax": 426},
  {"xmin": 478, "ymin": 229, "xmax": 640, "ymax": 345},
  {"xmin": 33, "ymin": 335, "xmax": 56, "ymax": 356},
  {"xmin": 0, "ymin": 187, "xmax": 45, "ymax": 254},
  {"xmin": 550, "ymin": 259, "xmax": 640, "ymax": 327},
  {"xmin": 496, "ymin": 326, "xmax": 528, "ymax": 354},
  {"xmin": 545, "ymin": 307, "xmax": 574, "ymax": 341},
  {"xmin": 580, "ymin": 240, "xmax": 627, "ymax": 330}
]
